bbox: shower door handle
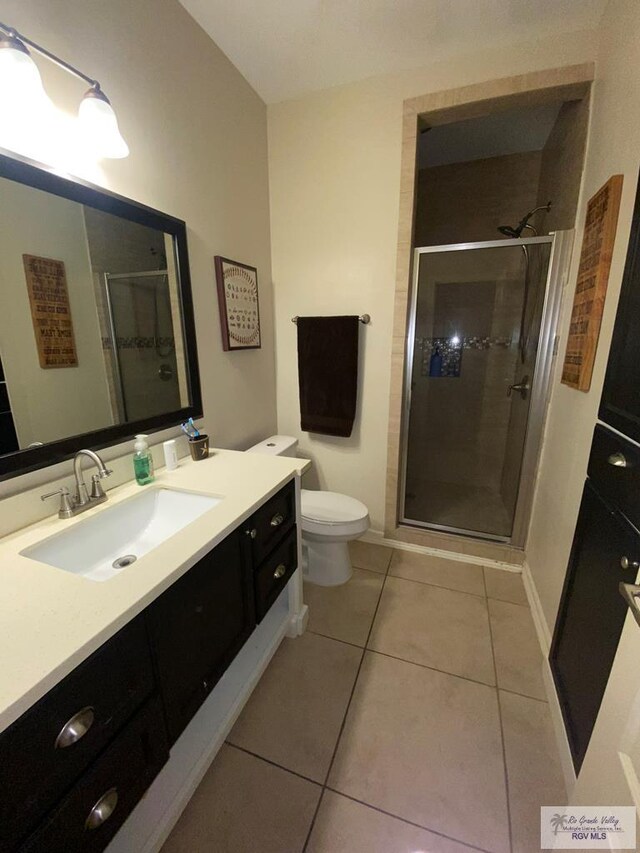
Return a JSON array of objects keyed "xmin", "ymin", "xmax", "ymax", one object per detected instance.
[{"xmin": 507, "ymin": 375, "xmax": 530, "ymax": 400}]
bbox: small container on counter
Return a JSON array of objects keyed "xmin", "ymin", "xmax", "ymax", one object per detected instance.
[
  {"xmin": 188, "ymin": 434, "xmax": 210, "ymax": 461},
  {"xmin": 163, "ymin": 439, "xmax": 179, "ymax": 470}
]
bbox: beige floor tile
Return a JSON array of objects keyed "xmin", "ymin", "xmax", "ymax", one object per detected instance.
[
  {"xmin": 500, "ymin": 691, "xmax": 567, "ymax": 853},
  {"xmin": 328, "ymin": 652, "xmax": 510, "ymax": 853},
  {"xmin": 489, "ymin": 598, "xmax": 545, "ymax": 700},
  {"xmin": 161, "ymin": 744, "xmax": 320, "ymax": 853},
  {"xmin": 228, "ymin": 632, "xmax": 362, "ymax": 782},
  {"xmin": 389, "ymin": 550, "xmax": 485, "ymax": 595},
  {"xmin": 484, "ymin": 567, "xmax": 528, "ymax": 606},
  {"xmin": 308, "ymin": 790, "xmax": 475, "ymax": 853},
  {"xmin": 368, "ymin": 576, "xmax": 495, "ymax": 685},
  {"xmin": 305, "ymin": 568, "xmax": 384, "ymax": 647},
  {"xmin": 348, "ymin": 540, "xmax": 393, "ymax": 574}
]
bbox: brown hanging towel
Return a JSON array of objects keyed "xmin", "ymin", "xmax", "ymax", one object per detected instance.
[{"xmin": 297, "ymin": 315, "xmax": 359, "ymax": 437}]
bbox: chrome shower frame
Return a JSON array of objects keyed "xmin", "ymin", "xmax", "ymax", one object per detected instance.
[{"xmin": 398, "ymin": 231, "xmax": 574, "ymax": 547}]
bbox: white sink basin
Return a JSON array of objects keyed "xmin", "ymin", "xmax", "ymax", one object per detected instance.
[{"xmin": 22, "ymin": 488, "xmax": 222, "ymax": 582}]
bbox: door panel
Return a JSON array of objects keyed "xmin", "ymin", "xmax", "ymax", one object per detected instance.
[{"xmin": 402, "ymin": 239, "xmax": 552, "ymax": 540}]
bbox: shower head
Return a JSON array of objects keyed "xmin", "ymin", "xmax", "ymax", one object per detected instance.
[{"xmin": 498, "ymin": 201, "xmax": 551, "ymax": 238}]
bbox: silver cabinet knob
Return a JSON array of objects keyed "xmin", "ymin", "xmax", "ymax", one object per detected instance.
[
  {"xmin": 608, "ymin": 451, "xmax": 630, "ymax": 467},
  {"xmin": 621, "ymin": 556, "xmax": 640, "ymax": 570},
  {"xmin": 246, "ymin": 528, "xmax": 257, "ymax": 539},
  {"xmin": 85, "ymin": 787, "xmax": 118, "ymax": 831},
  {"xmin": 273, "ymin": 564, "xmax": 286, "ymax": 579},
  {"xmin": 270, "ymin": 513, "xmax": 285, "ymax": 528},
  {"xmin": 55, "ymin": 706, "xmax": 95, "ymax": 749}
]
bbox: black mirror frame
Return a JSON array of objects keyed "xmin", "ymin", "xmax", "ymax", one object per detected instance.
[{"xmin": 0, "ymin": 149, "xmax": 203, "ymax": 481}]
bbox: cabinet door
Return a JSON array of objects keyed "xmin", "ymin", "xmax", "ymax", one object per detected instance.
[
  {"xmin": 551, "ymin": 480, "xmax": 640, "ymax": 771},
  {"xmin": 149, "ymin": 530, "xmax": 255, "ymax": 743}
]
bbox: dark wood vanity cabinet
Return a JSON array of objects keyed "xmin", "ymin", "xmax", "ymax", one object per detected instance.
[
  {"xmin": 148, "ymin": 528, "xmax": 256, "ymax": 744},
  {"xmin": 0, "ymin": 480, "xmax": 298, "ymax": 853},
  {"xmin": 551, "ymin": 427, "xmax": 640, "ymax": 772}
]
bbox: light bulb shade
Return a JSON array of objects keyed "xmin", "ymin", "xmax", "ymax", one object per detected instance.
[
  {"xmin": 78, "ymin": 88, "xmax": 129, "ymax": 159},
  {"xmin": 0, "ymin": 34, "xmax": 54, "ymax": 112}
]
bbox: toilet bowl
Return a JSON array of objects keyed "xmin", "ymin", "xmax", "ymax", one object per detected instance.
[{"xmin": 245, "ymin": 435, "xmax": 369, "ymax": 586}]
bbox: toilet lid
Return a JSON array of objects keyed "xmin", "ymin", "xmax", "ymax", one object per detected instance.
[{"xmin": 301, "ymin": 489, "xmax": 368, "ymax": 524}]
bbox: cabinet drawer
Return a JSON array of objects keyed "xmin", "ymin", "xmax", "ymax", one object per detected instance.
[
  {"xmin": 20, "ymin": 695, "xmax": 168, "ymax": 853},
  {"xmin": 588, "ymin": 425, "xmax": 640, "ymax": 527},
  {"xmin": 255, "ymin": 526, "xmax": 298, "ymax": 622},
  {"xmin": 0, "ymin": 616, "xmax": 154, "ymax": 849},
  {"xmin": 149, "ymin": 530, "xmax": 255, "ymax": 744},
  {"xmin": 247, "ymin": 480, "xmax": 295, "ymax": 564}
]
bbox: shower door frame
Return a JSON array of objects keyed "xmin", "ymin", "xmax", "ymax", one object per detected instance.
[{"xmin": 399, "ymin": 230, "xmax": 573, "ymax": 547}]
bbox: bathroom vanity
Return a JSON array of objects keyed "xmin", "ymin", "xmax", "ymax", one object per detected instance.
[{"xmin": 0, "ymin": 451, "xmax": 308, "ymax": 853}]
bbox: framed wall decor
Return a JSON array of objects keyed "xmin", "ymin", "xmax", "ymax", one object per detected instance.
[
  {"xmin": 561, "ymin": 174, "xmax": 623, "ymax": 391},
  {"xmin": 214, "ymin": 256, "xmax": 261, "ymax": 351}
]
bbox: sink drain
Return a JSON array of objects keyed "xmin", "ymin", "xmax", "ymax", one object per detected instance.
[{"xmin": 112, "ymin": 554, "xmax": 137, "ymax": 569}]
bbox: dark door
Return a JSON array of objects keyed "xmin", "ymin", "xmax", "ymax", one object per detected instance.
[
  {"xmin": 551, "ymin": 479, "xmax": 640, "ymax": 771},
  {"xmin": 600, "ymin": 171, "xmax": 640, "ymax": 441},
  {"xmin": 148, "ymin": 530, "xmax": 255, "ymax": 744}
]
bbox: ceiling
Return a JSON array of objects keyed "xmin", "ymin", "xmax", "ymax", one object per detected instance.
[
  {"xmin": 419, "ymin": 102, "xmax": 564, "ymax": 168},
  {"xmin": 179, "ymin": 0, "xmax": 607, "ymax": 103}
]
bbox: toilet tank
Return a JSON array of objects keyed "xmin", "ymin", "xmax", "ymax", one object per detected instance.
[{"xmin": 245, "ymin": 435, "xmax": 298, "ymax": 457}]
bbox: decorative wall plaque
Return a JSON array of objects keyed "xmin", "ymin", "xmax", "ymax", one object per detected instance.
[
  {"xmin": 561, "ymin": 175, "xmax": 623, "ymax": 391},
  {"xmin": 22, "ymin": 254, "xmax": 78, "ymax": 369},
  {"xmin": 214, "ymin": 256, "xmax": 261, "ymax": 351}
]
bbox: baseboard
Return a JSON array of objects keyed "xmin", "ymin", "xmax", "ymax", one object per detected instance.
[
  {"xmin": 521, "ymin": 560, "xmax": 576, "ymax": 798},
  {"xmin": 360, "ymin": 529, "xmax": 523, "ymax": 572},
  {"xmin": 521, "ymin": 560, "xmax": 552, "ymax": 654},
  {"xmin": 543, "ymin": 657, "xmax": 576, "ymax": 796}
]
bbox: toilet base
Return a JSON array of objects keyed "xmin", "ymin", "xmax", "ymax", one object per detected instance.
[{"xmin": 303, "ymin": 538, "xmax": 353, "ymax": 586}]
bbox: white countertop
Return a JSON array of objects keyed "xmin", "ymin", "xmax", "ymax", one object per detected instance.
[{"xmin": 0, "ymin": 449, "xmax": 310, "ymax": 733}]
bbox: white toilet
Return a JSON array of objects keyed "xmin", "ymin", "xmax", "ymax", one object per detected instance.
[{"xmin": 246, "ymin": 435, "xmax": 369, "ymax": 586}]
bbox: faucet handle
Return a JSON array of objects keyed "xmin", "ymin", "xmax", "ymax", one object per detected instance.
[
  {"xmin": 41, "ymin": 487, "xmax": 75, "ymax": 518},
  {"xmin": 90, "ymin": 474, "xmax": 107, "ymax": 500}
]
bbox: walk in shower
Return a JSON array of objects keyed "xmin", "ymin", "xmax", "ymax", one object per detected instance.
[
  {"xmin": 104, "ymin": 270, "xmax": 182, "ymax": 422},
  {"xmin": 400, "ymin": 234, "xmax": 569, "ymax": 544}
]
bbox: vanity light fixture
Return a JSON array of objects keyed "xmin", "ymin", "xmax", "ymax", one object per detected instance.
[{"xmin": 0, "ymin": 22, "xmax": 129, "ymax": 159}]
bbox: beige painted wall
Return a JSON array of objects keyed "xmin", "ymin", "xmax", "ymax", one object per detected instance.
[
  {"xmin": 0, "ymin": 0, "xmax": 275, "ymax": 499},
  {"xmin": 0, "ymin": 180, "xmax": 113, "ymax": 447},
  {"xmin": 268, "ymin": 31, "xmax": 597, "ymax": 531},
  {"xmin": 526, "ymin": 0, "xmax": 640, "ymax": 637}
]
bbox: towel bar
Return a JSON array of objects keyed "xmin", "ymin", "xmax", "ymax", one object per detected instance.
[{"xmin": 291, "ymin": 314, "xmax": 370, "ymax": 324}]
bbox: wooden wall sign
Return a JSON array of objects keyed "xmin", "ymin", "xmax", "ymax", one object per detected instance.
[
  {"xmin": 22, "ymin": 255, "xmax": 78, "ymax": 369},
  {"xmin": 214, "ymin": 256, "xmax": 261, "ymax": 351},
  {"xmin": 561, "ymin": 175, "xmax": 623, "ymax": 391}
]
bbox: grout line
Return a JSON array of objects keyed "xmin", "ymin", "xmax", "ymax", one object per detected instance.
[
  {"xmin": 306, "ymin": 628, "xmax": 365, "ymax": 650},
  {"xmin": 484, "ymin": 567, "xmax": 514, "ymax": 853},
  {"xmin": 323, "ymin": 787, "xmax": 496, "ymax": 853},
  {"xmin": 386, "ymin": 570, "xmax": 489, "ymax": 600},
  {"xmin": 301, "ymin": 557, "xmax": 390, "ymax": 852},
  {"xmin": 224, "ymin": 742, "xmax": 321, "ymax": 787},
  {"xmin": 364, "ymin": 647, "xmax": 497, "ymax": 690}
]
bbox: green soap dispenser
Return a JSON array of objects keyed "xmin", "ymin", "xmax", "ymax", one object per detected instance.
[{"xmin": 133, "ymin": 434, "xmax": 155, "ymax": 485}]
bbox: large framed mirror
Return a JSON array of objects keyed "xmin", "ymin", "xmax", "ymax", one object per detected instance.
[{"xmin": 0, "ymin": 150, "xmax": 202, "ymax": 480}]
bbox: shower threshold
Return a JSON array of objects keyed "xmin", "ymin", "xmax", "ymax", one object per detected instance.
[{"xmin": 399, "ymin": 517, "xmax": 511, "ymax": 544}]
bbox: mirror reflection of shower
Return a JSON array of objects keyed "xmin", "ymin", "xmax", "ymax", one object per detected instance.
[
  {"xmin": 104, "ymin": 269, "xmax": 181, "ymax": 422},
  {"xmin": 498, "ymin": 202, "xmax": 552, "ymax": 363}
]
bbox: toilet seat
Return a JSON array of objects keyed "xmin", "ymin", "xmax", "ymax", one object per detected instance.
[{"xmin": 301, "ymin": 489, "xmax": 369, "ymax": 538}]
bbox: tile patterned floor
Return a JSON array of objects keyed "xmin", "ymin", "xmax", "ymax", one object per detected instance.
[{"xmin": 162, "ymin": 543, "xmax": 565, "ymax": 853}]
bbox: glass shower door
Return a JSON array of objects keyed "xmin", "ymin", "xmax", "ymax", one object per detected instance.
[{"xmin": 401, "ymin": 238, "xmax": 553, "ymax": 541}]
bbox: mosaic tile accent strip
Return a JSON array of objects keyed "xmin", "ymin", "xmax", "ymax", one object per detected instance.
[
  {"xmin": 419, "ymin": 335, "xmax": 512, "ymax": 377},
  {"xmin": 102, "ymin": 336, "xmax": 175, "ymax": 351}
]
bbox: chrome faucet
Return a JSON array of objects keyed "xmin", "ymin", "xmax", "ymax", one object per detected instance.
[{"xmin": 41, "ymin": 449, "xmax": 113, "ymax": 519}]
